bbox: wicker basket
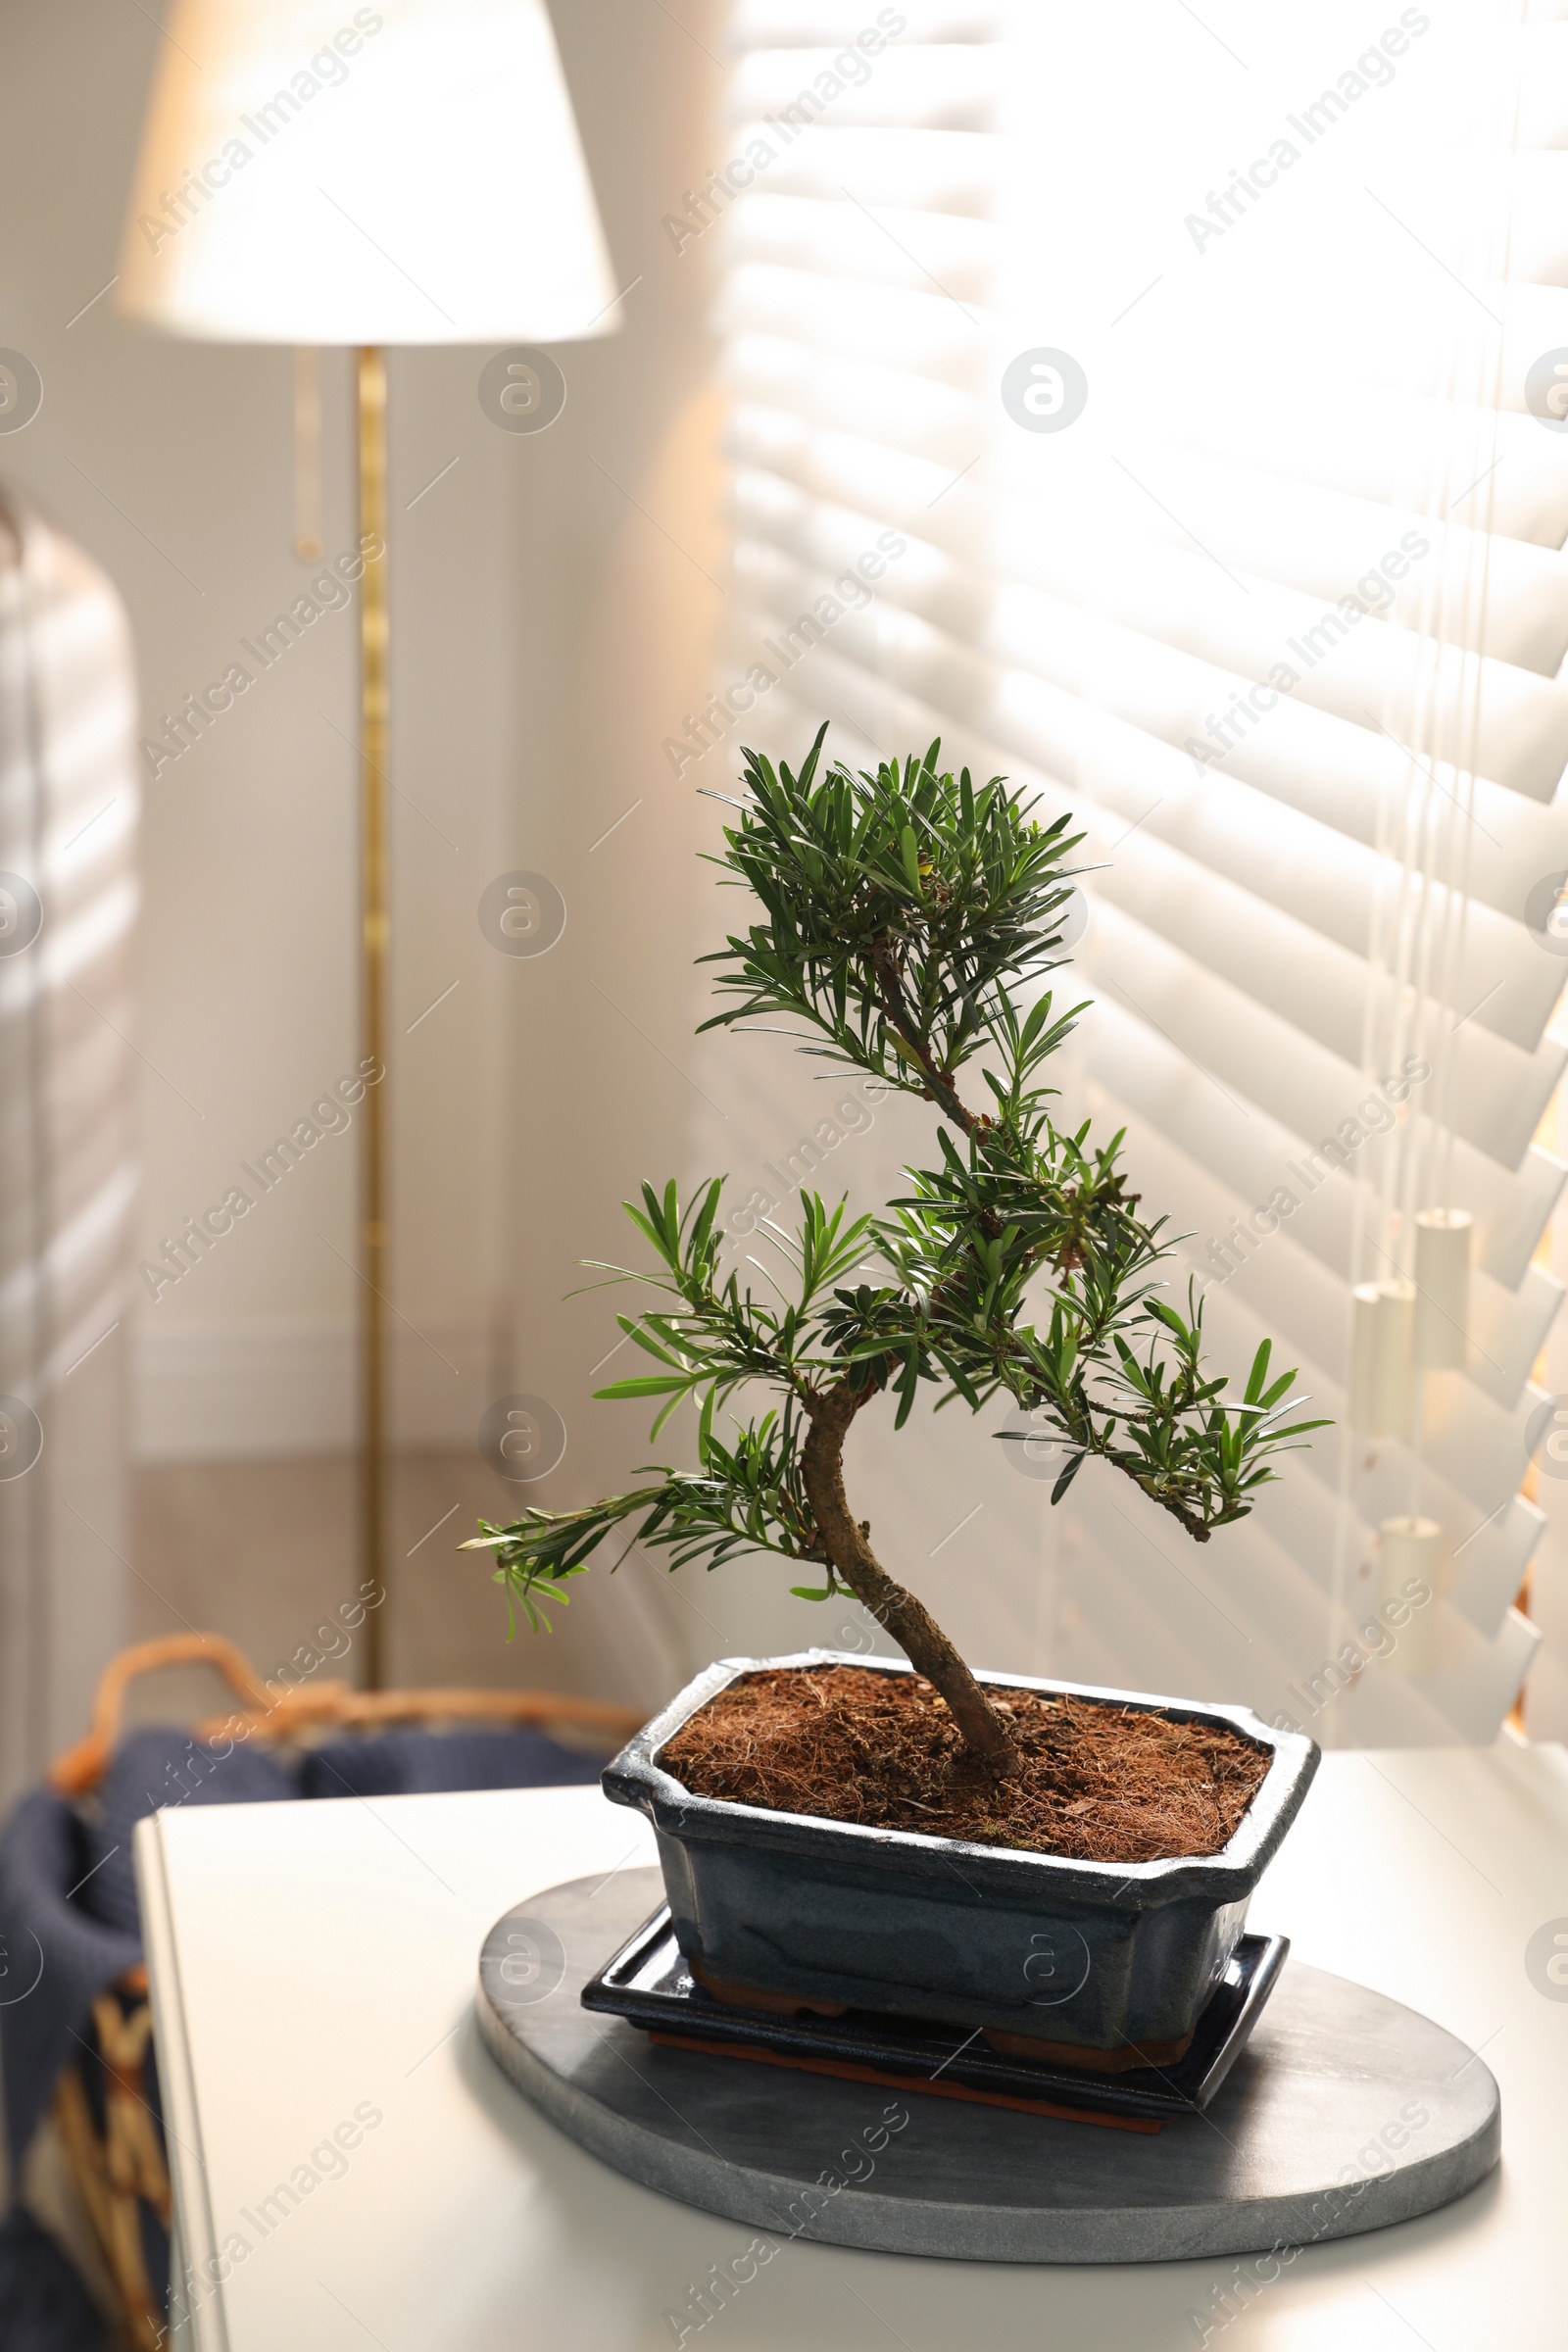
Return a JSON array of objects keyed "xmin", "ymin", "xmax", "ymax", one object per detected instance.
[{"xmin": 46, "ymin": 1631, "xmax": 641, "ymax": 2349}]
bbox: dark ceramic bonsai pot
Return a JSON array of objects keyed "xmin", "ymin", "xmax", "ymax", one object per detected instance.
[{"xmin": 602, "ymin": 1649, "xmax": 1320, "ymax": 2058}]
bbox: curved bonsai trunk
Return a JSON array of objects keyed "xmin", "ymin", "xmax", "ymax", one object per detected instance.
[{"xmin": 801, "ymin": 1385, "xmax": 1022, "ymax": 1777}]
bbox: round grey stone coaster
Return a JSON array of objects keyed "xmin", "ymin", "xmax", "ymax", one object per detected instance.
[{"xmin": 475, "ymin": 1869, "xmax": 1499, "ymax": 2265}]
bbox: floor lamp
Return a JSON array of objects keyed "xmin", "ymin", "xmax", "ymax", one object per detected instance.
[{"xmin": 119, "ymin": 0, "xmax": 617, "ymax": 1687}]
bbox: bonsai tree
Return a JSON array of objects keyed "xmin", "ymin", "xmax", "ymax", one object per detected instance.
[{"xmin": 465, "ymin": 732, "xmax": 1320, "ymax": 1778}]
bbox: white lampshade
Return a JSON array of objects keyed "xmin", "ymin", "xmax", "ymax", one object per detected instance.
[{"xmin": 119, "ymin": 0, "xmax": 618, "ymax": 344}]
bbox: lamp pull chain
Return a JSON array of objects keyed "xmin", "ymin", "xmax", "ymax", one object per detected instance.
[{"xmin": 293, "ymin": 346, "xmax": 323, "ymax": 563}]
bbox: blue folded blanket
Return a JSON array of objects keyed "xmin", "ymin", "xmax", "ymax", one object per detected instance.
[{"xmin": 300, "ymin": 1723, "xmax": 602, "ymax": 1800}]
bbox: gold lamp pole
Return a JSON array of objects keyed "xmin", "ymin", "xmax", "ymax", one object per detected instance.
[{"xmin": 357, "ymin": 347, "xmax": 390, "ymax": 1691}]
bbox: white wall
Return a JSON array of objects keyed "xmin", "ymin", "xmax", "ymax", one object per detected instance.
[{"xmin": 0, "ymin": 0, "xmax": 731, "ymax": 1487}]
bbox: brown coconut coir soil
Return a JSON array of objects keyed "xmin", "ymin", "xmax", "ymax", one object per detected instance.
[{"xmin": 660, "ymin": 1666, "xmax": 1271, "ymax": 1863}]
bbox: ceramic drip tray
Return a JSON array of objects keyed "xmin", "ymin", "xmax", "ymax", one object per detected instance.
[
  {"xmin": 483, "ymin": 1870, "xmax": 1500, "ymax": 2258},
  {"xmin": 581, "ymin": 1900, "xmax": 1288, "ymax": 2124}
]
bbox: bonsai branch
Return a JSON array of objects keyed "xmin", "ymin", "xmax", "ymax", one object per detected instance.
[
  {"xmin": 868, "ymin": 935, "xmax": 977, "ymax": 1138},
  {"xmin": 800, "ymin": 1382, "xmax": 1022, "ymax": 1777}
]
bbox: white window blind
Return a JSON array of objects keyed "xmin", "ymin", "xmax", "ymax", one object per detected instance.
[{"xmin": 704, "ymin": 0, "xmax": 1568, "ymax": 1742}]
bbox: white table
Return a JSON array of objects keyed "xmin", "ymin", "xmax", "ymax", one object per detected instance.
[{"xmin": 135, "ymin": 1746, "xmax": 1568, "ymax": 2351}]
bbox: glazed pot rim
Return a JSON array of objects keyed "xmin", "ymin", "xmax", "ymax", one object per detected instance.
[{"xmin": 602, "ymin": 1648, "xmax": 1321, "ymax": 1904}]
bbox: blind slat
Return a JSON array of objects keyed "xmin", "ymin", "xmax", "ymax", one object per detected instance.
[
  {"xmin": 732, "ymin": 463, "xmax": 1568, "ymax": 926},
  {"xmin": 1079, "ymin": 1059, "xmax": 1562, "ymax": 1411},
  {"xmin": 735, "ymin": 551, "xmax": 1568, "ymax": 1061},
  {"xmin": 1077, "ymin": 992, "xmax": 1565, "ymax": 1300}
]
